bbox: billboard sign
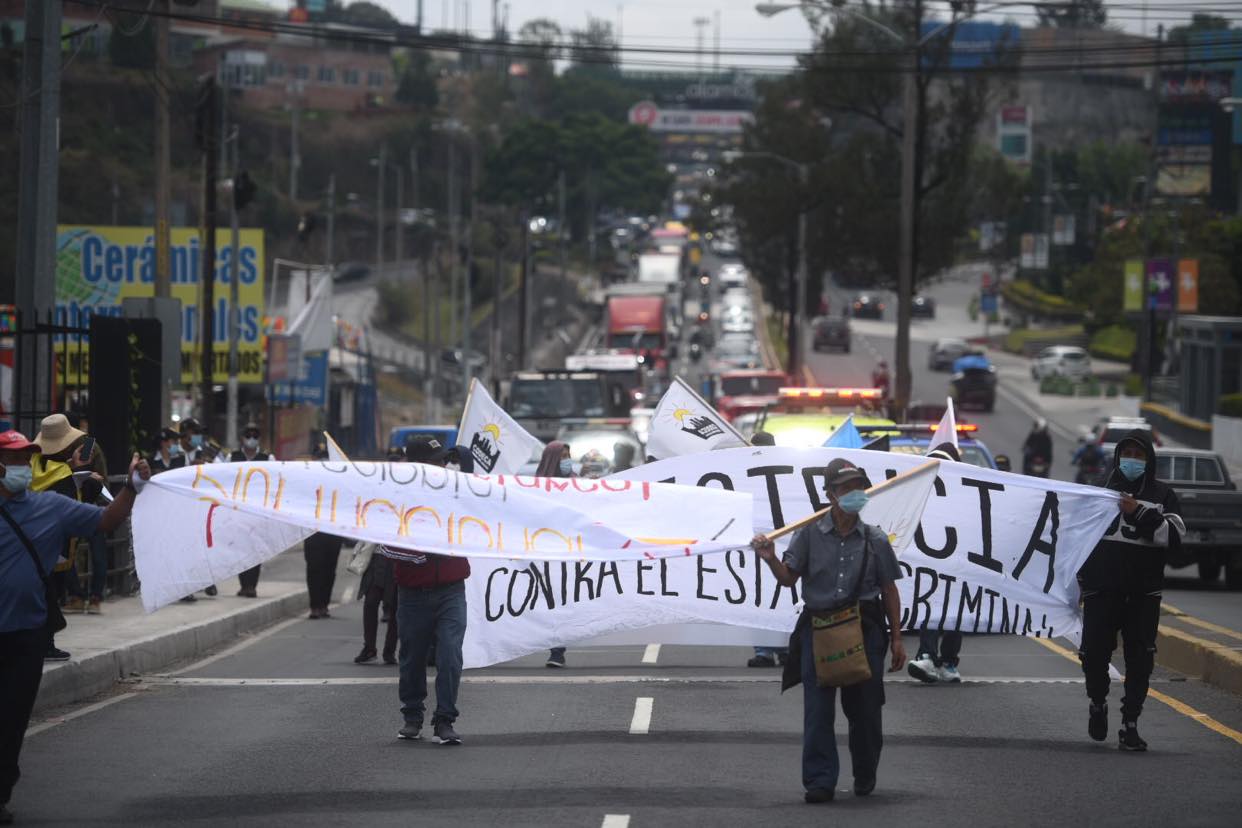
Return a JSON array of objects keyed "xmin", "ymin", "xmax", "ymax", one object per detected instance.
[
  {"xmin": 1177, "ymin": 259, "xmax": 1200, "ymax": 313},
  {"xmin": 1147, "ymin": 258, "xmax": 1175, "ymax": 312},
  {"xmin": 1123, "ymin": 260, "xmax": 1144, "ymax": 312},
  {"xmin": 627, "ymin": 101, "xmax": 754, "ymax": 134},
  {"xmin": 55, "ymin": 225, "xmax": 266, "ymax": 384}
]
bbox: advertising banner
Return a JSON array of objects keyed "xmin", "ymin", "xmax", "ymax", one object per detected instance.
[
  {"xmin": 55, "ymin": 225, "xmax": 266, "ymax": 384},
  {"xmin": 1177, "ymin": 259, "xmax": 1200, "ymax": 313},
  {"xmin": 1124, "ymin": 260, "xmax": 1144, "ymax": 312},
  {"xmin": 1147, "ymin": 258, "xmax": 1175, "ymax": 311}
]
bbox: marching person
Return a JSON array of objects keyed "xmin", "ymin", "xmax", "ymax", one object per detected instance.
[
  {"xmin": 536, "ymin": 441, "xmax": 574, "ymax": 669},
  {"xmin": 751, "ymin": 459, "xmax": 906, "ymax": 803},
  {"xmin": 908, "ymin": 442, "xmax": 965, "ymax": 684},
  {"xmin": 1078, "ymin": 430, "xmax": 1183, "ymax": 751},
  {"xmin": 747, "ymin": 430, "xmax": 787, "ymax": 669},
  {"xmin": 354, "ymin": 541, "xmax": 397, "ymax": 664},
  {"xmin": 0, "ymin": 430, "xmax": 152, "ymax": 825},
  {"xmin": 150, "ymin": 427, "xmax": 184, "ymax": 473},
  {"xmin": 391, "ymin": 436, "xmax": 469, "ymax": 745},
  {"xmin": 230, "ymin": 423, "xmax": 270, "ymax": 598}
]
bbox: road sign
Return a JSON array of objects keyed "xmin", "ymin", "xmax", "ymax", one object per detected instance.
[
  {"xmin": 1177, "ymin": 259, "xmax": 1199, "ymax": 312},
  {"xmin": 981, "ymin": 291, "xmax": 999, "ymax": 314},
  {"xmin": 1147, "ymin": 258, "xmax": 1175, "ymax": 311}
]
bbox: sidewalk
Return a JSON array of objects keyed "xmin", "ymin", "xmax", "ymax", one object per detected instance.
[{"xmin": 36, "ymin": 546, "xmax": 356, "ymax": 713}]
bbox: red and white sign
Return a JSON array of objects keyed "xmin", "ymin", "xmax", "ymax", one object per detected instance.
[{"xmin": 627, "ymin": 101, "xmax": 753, "ymax": 134}]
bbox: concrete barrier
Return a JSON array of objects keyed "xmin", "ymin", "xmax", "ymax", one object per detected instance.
[
  {"xmin": 1140, "ymin": 402, "xmax": 1212, "ymax": 450},
  {"xmin": 1157, "ymin": 625, "xmax": 1242, "ymax": 698},
  {"xmin": 1211, "ymin": 414, "xmax": 1242, "ymax": 471}
]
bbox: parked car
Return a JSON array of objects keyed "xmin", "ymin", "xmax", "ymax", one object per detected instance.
[
  {"xmin": 850, "ymin": 293, "xmax": 885, "ymax": 319},
  {"xmin": 949, "ymin": 353, "xmax": 997, "ymax": 412},
  {"xmin": 912, "ymin": 294, "xmax": 936, "ymax": 319},
  {"xmin": 1154, "ymin": 448, "xmax": 1242, "ymax": 588},
  {"xmin": 1031, "ymin": 345, "xmax": 1092, "ymax": 380},
  {"xmin": 813, "ymin": 317, "xmax": 851, "ymax": 352},
  {"xmin": 928, "ymin": 337, "xmax": 971, "ymax": 371}
]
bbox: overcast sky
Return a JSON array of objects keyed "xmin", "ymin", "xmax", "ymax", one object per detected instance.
[{"xmin": 373, "ymin": 1, "xmax": 1241, "ymax": 69}]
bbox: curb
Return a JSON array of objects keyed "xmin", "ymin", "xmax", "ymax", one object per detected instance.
[
  {"xmin": 1157, "ymin": 625, "xmax": 1242, "ymax": 698},
  {"xmin": 35, "ymin": 588, "xmax": 309, "ymax": 713}
]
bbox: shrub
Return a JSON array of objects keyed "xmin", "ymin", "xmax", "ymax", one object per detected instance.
[
  {"xmin": 1219, "ymin": 393, "xmax": 1242, "ymax": 418},
  {"xmin": 1089, "ymin": 324, "xmax": 1137, "ymax": 363},
  {"xmin": 1106, "ymin": 384, "xmax": 1119, "ymax": 397},
  {"xmin": 1123, "ymin": 373, "xmax": 1144, "ymax": 397}
]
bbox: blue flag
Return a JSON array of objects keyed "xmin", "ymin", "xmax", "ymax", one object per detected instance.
[{"xmin": 823, "ymin": 414, "xmax": 865, "ymax": 449}]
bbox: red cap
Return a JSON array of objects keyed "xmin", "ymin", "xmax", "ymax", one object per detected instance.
[{"xmin": 0, "ymin": 430, "xmax": 37, "ymax": 452}]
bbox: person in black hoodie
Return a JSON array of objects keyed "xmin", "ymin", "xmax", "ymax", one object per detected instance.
[{"xmin": 1078, "ymin": 429, "xmax": 1184, "ymax": 751}]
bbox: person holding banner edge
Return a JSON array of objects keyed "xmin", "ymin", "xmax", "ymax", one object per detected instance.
[
  {"xmin": 746, "ymin": 430, "xmax": 787, "ymax": 669},
  {"xmin": 751, "ymin": 459, "xmax": 907, "ymax": 803},
  {"xmin": 908, "ymin": 442, "xmax": 966, "ymax": 685}
]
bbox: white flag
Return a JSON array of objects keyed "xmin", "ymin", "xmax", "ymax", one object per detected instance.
[
  {"xmin": 457, "ymin": 378, "xmax": 545, "ymax": 474},
  {"xmin": 927, "ymin": 397, "xmax": 958, "ymax": 454},
  {"xmin": 646, "ymin": 376, "xmax": 747, "ymax": 460}
]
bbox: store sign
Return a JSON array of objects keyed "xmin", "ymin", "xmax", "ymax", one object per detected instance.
[{"xmin": 627, "ymin": 101, "xmax": 754, "ymax": 134}]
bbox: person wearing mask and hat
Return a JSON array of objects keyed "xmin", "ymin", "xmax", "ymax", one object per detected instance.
[
  {"xmin": 1078, "ymin": 430, "xmax": 1183, "ymax": 751},
  {"xmin": 391, "ymin": 436, "xmax": 470, "ymax": 746},
  {"xmin": 536, "ymin": 441, "xmax": 574, "ymax": 669},
  {"xmin": 230, "ymin": 424, "xmax": 271, "ymax": 598},
  {"xmin": 747, "ymin": 430, "xmax": 787, "ymax": 669},
  {"xmin": 751, "ymin": 458, "xmax": 907, "ymax": 803},
  {"xmin": 0, "ymin": 430, "xmax": 152, "ymax": 825},
  {"xmin": 908, "ymin": 442, "xmax": 966, "ymax": 684},
  {"xmin": 150, "ymin": 428, "xmax": 185, "ymax": 474},
  {"xmin": 176, "ymin": 418, "xmax": 218, "ymax": 596}
]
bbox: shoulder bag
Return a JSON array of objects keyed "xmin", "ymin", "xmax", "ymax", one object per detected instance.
[
  {"xmin": 346, "ymin": 541, "xmax": 376, "ymax": 576},
  {"xmin": 1, "ymin": 506, "xmax": 68, "ymax": 634},
  {"xmin": 810, "ymin": 532, "xmax": 872, "ymax": 688}
]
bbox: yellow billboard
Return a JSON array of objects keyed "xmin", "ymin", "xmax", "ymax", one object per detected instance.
[{"xmin": 55, "ymin": 225, "xmax": 266, "ymax": 384}]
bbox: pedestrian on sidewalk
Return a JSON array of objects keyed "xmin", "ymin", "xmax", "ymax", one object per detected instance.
[
  {"xmin": 149, "ymin": 427, "xmax": 185, "ymax": 474},
  {"xmin": 536, "ymin": 441, "xmax": 573, "ymax": 669},
  {"xmin": 751, "ymin": 459, "xmax": 907, "ymax": 803},
  {"xmin": 64, "ymin": 413, "xmax": 111, "ymax": 616},
  {"xmin": 230, "ymin": 423, "xmax": 270, "ymax": 598},
  {"xmin": 177, "ymin": 418, "xmax": 219, "ymax": 597},
  {"xmin": 909, "ymin": 443, "xmax": 965, "ymax": 684},
  {"xmin": 0, "ymin": 430, "xmax": 152, "ymax": 826},
  {"xmin": 1078, "ymin": 430, "xmax": 1184, "ymax": 751},
  {"xmin": 747, "ymin": 430, "xmax": 788, "ymax": 669},
  {"xmin": 391, "ymin": 436, "xmax": 469, "ymax": 746},
  {"xmin": 354, "ymin": 544, "xmax": 397, "ymax": 664}
]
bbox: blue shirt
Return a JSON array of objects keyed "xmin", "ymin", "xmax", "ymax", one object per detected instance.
[
  {"xmin": 782, "ymin": 516, "xmax": 902, "ymax": 610},
  {"xmin": 0, "ymin": 490, "xmax": 103, "ymax": 633}
]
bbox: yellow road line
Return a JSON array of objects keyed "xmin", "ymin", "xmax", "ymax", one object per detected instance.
[
  {"xmin": 1161, "ymin": 602, "xmax": 1242, "ymax": 644},
  {"xmin": 1030, "ymin": 636, "xmax": 1242, "ymax": 748}
]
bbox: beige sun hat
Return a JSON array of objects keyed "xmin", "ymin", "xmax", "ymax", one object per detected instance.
[{"xmin": 33, "ymin": 413, "xmax": 86, "ymax": 456}]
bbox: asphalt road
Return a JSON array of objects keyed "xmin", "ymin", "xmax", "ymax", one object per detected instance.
[{"xmin": 16, "ymin": 595, "xmax": 1242, "ymax": 826}]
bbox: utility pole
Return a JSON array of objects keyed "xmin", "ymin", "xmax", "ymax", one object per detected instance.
[
  {"xmin": 462, "ymin": 138, "xmax": 478, "ymax": 397},
  {"xmin": 894, "ymin": 27, "xmax": 920, "ymax": 420},
  {"xmin": 199, "ymin": 75, "xmax": 219, "ymax": 431},
  {"xmin": 790, "ymin": 164, "xmax": 808, "ymax": 384},
  {"xmin": 518, "ymin": 211, "xmax": 530, "ymax": 370},
  {"xmin": 154, "ymin": 1, "xmax": 172, "ymax": 301},
  {"xmin": 288, "ymin": 94, "xmax": 301, "ymax": 201},
  {"xmin": 557, "ymin": 169, "xmax": 567, "ymax": 283},
  {"xmin": 492, "ymin": 211, "xmax": 505, "ymax": 396},
  {"xmin": 395, "ymin": 165, "xmax": 405, "ymax": 271},
  {"xmin": 13, "ymin": 0, "xmax": 60, "ymax": 433},
  {"xmin": 375, "ymin": 143, "xmax": 387, "ymax": 279},
  {"xmin": 448, "ymin": 136, "xmax": 459, "ymax": 348},
  {"xmin": 325, "ymin": 173, "xmax": 336, "ymax": 267},
  {"xmin": 226, "ymin": 122, "xmax": 242, "ymax": 450}
]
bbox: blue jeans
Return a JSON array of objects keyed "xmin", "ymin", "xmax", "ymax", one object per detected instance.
[
  {"xmin": 801, "ymin": 617, "xmax": 888, "ymax": 792},
  {"xmin": 398, "ymin": 582, "xmax": 467, "ymax": 727}
]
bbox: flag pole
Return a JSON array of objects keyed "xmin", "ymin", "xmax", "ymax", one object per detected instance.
[
  {"xmin": 456, "ymin": 376, "xmax": 478, "ymax": 440},
  {"xmin": 764, "ymin": 459, "xmax": 940, "ymax": 542},
  {"xmin": 673, "ymin": 375, "xmax": 747, "ymax": 443}
]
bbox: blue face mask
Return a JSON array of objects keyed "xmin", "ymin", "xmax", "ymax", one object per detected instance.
[
  {"xmin": 169, "ymin": 443, "xmax": 182, "ymax": 457},
  {"xmin": 559, "ymin": 458, "xmax": 574, "ymax": 476},
  {"xmin": 1119, "ymin": 458, "xmax": 1146, "ymax": 481},
  {"xmin": 1, "ymin": 465, "xmax": 32, "ymax": 493},
  {"xmin": 837, "ymin": 489, "xmax": 869, "ymax": 514},
  {"xmin": 190, "ymin": 434, "xmax": 203, "ymax": 449}
]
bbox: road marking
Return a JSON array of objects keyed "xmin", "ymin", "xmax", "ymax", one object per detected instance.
[
  {"xmin": 601, "ymin": 816, "xmax": 630, "ymax": 828},
  {"xmin": 1031, "ymin": 636, "xmax": 1242, "ymax": 747},
  {"xmin": 630, "ymin": 697, "xmax": 653, "ymax": 735},
  {"xmin": 138, "ymin": 674, "xmax": 1106, "ymax": 688},
  {"xmin": 163, "ymin": 613, "xmax": 308, "ymax": 676},
  {"xmin": 1163, "ymin": 602, "xmax": 1242, "ymax": 643},
  {"xmin": 641, "ymin": 644, "xmax": 661, "ymax": 665},
  {"xmin": 26, "ymin": 692, "xmax": 141, "ymax": 737}
]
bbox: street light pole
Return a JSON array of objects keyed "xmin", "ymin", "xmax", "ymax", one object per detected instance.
[
  {"xmin": 895, "ymin": 51, "xmax": 918, "ymax": 418},
  {"xmin": 793, "ymin": 164, "xmax": 809, "ymax": 384}
]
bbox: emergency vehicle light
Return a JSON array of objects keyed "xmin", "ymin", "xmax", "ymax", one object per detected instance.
[{"xmin": 777, "ymin": 387, "xmax": 883, "ymax": 400}]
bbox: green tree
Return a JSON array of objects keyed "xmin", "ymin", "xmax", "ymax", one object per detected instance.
[
  {"xmin": 569, "ymin": 17, "xmax": 620, "ymax": 73},
  {"xmin": 396, "ymin": 48, "xmax": 439, "ymax": 109},
  {"xmin": 1167, "ymin": 14, "xmax": 1232, "ymax": 45},
  {"xmin": 1035, "ymin": 0, "xmax": 1107, "ymax": 28},
  {"xmin": 108, "ymin": 12, "xmax": 155, "ymax": 70},
  {"xmin": 331, "ymin": 1, "xmax": 399, "ymax": 28}
]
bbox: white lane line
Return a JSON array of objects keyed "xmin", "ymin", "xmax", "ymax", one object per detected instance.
[
  {"xmin": 138, "ymin": 674, "xmax": 1100, "ymax": 687},
  {"xmin": 163, "ymin": 613, "xmax": 307, "ymax": 676},
  {"xmin": 26, "ymin": 692, "xmax": 141, "ymax": 737},
  {"xmin": 629, "ymin": 697, "xmax": 654, "ymax": 735},
  {"xmin": 641, "ymin": 644, "xmax": 661, "ymax": 665},
  {"xmin": 601, "ymin": 816, "xmax": 631, "ymax": 828}
]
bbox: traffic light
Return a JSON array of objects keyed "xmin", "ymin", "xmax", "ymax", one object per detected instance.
[{"xmin": 233, "ymin": 170, "xmax": 255, "ymax": 211}]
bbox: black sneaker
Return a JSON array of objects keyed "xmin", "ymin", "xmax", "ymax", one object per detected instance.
[
  {"xmin": 546, "ymin": 650, "xmax": 566, "ymax": 668},
  {"xmin": 205, "ymin": 585, "xmax": 218, "ymax": 596},
  {"xmin": 44, "ymin": 647, "xmax": 71, "ymax": 662},
  {"xmin": 354, "ymin": 647, "xmax": 377, "ymax": 664},
  {"xmin": 804, "ymin": 788, "xmax": 834, "ymax": 804},
  {"xmin": 433, "ymin": 721, "xmax": 462, "ymax": 745},
  {"xmin": 1088, "ymin": 702, "xmax": 1108, "ymax": 742},
  {"xmin": 1118, "ymin": 721, "xmax": 1147, "ymax": 752},
  {"xmin": 382, "ymin": 652, "xmax": 397, "ymax": 665},
  {"xmin": 854, "ymin": 777, "xmax": 876, "ymax": 797},
  {"xmin": 747, "ymin": 654, "xmax": 776, "ymax": 668},
  {"xmin": 397, "ymin": 722, "xmax": 423, "ymax": 741},
  {"xmin": 179, "ymin": 594, "xmax": 197, "ymax": 603}
]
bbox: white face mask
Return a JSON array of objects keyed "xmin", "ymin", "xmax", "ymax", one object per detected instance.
[{"xmin": 243, "ymin": 437, "xmax": 259, "ymax": 451}]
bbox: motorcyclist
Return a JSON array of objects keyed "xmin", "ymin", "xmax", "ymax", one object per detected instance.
[
  {"xmin": 871, "ymin": 361, "xmax": 891, "ymax": 397},
  {"xmin": 1022, "ymin": 418, "xmax": 1053, "ymax": 476},
  {"xmin": 1072, "ymin": 427, "xmax": 1107, "ymax": 485}
]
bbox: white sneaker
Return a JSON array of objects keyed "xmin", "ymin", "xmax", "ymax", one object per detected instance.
[
  {"xmin": 938, "ymin": 664, "xmax": 962, "ymax": 683},
  {"xmin": 907, "ymin": 655, "xmax": 938, "ymax": 683}
]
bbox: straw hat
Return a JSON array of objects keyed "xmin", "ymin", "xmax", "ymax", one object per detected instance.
[{"xmin": 34, "ymin": 413, "xmax": 85, "ymax": 456}]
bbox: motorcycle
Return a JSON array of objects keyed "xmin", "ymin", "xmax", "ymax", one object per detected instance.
[
  {"xmin": 1023, "ymin": 454, "xmax": 1050, "ymax": 478},
  {"xmin": 689, "ymin": 341, "xmax": 703, "ymax": 362}
]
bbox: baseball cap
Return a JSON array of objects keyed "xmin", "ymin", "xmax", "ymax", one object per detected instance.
[
  {"xmin": 405, "ymin": 435, "xmax": 449, "ymax": 464},
  {"xmin": 824, "ymin": 458, "xmax": 869, "ymax": 488},
  {"xmin": 0, "ymin": 430, "xmax": 38, "ymax": 452}
]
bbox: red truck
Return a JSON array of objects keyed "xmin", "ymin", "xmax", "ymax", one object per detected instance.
[
  {"xmin": 605, "ymin": 291, "xmax": 668, "ymax": 374},
  {"xmin": 714, "ymin": 370, "xmax": 789, "ymax": 423}
]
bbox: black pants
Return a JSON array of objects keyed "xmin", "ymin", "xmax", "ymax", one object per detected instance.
[
  {"xmin": 303, "ymin": 537, "xmax": 341, "ymax": 609},
  {"xmin": 362, "ymin": 582, "xmax": 398, "ymax": 656},
  {"xmin": 917, "ymin": 627, "xmax": 963, "ymax": 668},
  {"xmin": 238, "ymin": 565, "xmax": 261, "ymax": 592},
  {"xmin": 1, "ymin": 627, "xmax": 49, "ymax": 806},
  {"xmin": 1079, "ymin": 588, "xmax": 1161, "ymax": 721}
]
